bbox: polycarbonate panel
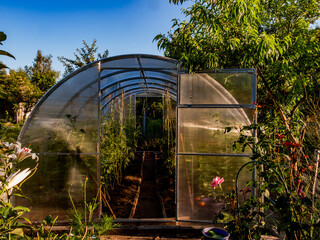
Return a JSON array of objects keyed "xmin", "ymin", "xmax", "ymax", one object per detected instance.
[
  {"xmin": 101, "ymin": 57, "xmax": 140, "ymax": 68},
  {"xmin": 144, "ymin": 70, "xmax": 177, "ymax": 82},
  {"xmin": 178, "ymin": 108, "xmax": 253, "ymax": 154},
  {"xmin": 15, "ymin": 154, "xmax": 99, "ymax": 222},
  {"xmin": 180, "ymin": 72, "xmax": 252, "ymax": 105},
  {"xmin": 20, "ymin": 64, "xmax": 99, "ymax": 154},
  {"xmin": 16, "ymin": 54, "xmax": 179, "ymax": 222},
  {"xmin": 139, "ymin": 57, "xmax": 177, "ymax": 69},
  {"xmin": 100, "ymin": 70, "xmax": 140, "ymax": 88},
  {"xmin": 100, "ymin": 55, "xmax": 176, "ymax": 69},
  {"xmin": 177, "ymin": 155, "xmax": 251, "ymax": 222}
]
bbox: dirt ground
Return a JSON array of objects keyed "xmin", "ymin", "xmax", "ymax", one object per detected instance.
[{"xmin": 105, "ymin": 151, "xmax": 175, "ymax": 219}]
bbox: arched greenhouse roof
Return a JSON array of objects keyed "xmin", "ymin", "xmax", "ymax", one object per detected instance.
[{"xmin": 18, "ymin": 54, "xmax": 178, "ymax": 153}]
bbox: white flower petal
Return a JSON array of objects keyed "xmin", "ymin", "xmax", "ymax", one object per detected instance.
[{"xmin": 6, "ymin": 168, "xmax": 31, "ymax": 190}]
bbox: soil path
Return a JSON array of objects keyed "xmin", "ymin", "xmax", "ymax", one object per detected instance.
[{"xmin": 134, "ymin": 152, "xmax": 162, "ymax": 218}]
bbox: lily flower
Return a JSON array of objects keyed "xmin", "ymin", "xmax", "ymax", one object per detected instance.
[
  {"xmin": 15, "ymin": 145, "xmax": 38, "ymax": 162},
  {"xmin": 2, "ymin": 142, "xmax": 16, "ymax": 149},
  {"xmin": 5, "ymin": 168, "xmax": 32, "ymax": 190}
]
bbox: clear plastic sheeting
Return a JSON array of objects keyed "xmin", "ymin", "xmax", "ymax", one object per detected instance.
[
  {"xmin": 178, "ymin": 108, "xmax": 253, "ymax": 154},
  {"xmin": 180, "ymin": 72, "xmax": 253, "ymax": 105},
  {"xmin": 177, "ymin": 70, "xmax": 256, "ymax": 222},
  {"xmin": 20, "ymin": 64, "xmax": 100, "ymax": 154},
  {"xmin": 15, "ymin": 154, "xmax": 99, "ymax": 221},
  {"xmin": 177, "ymin": 155, "xmax": 251, "ymax": 221},
  {"xmin": 18, "ymin": 54, "xmax": 178, "ymax": 221}
]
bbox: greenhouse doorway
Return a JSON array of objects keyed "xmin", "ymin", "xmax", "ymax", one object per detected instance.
[
  {"xmin": 101, "ymin": 94, "xmax": 177, "ymax": 220},
  {"xmin": 17, "ymin": 54, "xmax": 256, "ymax": 224}
]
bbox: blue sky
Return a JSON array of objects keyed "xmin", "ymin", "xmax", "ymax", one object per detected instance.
[{"xmin": 1, "ymin": 0, "xmax": 188, "ymax": 75}]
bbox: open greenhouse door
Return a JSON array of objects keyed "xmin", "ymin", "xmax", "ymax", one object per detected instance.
[{"xmin": 176, "ymin": 69, "xmax": 257, "ymax": 222}]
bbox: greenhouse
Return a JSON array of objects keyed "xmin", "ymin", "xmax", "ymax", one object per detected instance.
[{"xmin": 17, "ymin": 54, "xmax": 257, "ymax": 223}]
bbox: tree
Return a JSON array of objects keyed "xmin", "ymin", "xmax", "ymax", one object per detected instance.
[
  {"xmin": 0, "ymin": 69, "xmax": 38, "ymax": 121},
  {"xmin": 0, "ymin": 50, "xmax": 59, "ymax": 123},
  {"xmin": 0, "ymin": 32, "xmax": 15, "ymax": 70},
  {"xmin": 58, "ymin": 39, "xmax": 109, "ymax": 76},
  {"xmin": 155, "ymin": 1, "xmax": 320, "ymax": 238},
  {"xmin": 25, "ymin": 50, "xmax": 59, "ymax": 94},
  {"xmin": 155, "ymin": 0, "xmax": 320, "ymax": 133}
]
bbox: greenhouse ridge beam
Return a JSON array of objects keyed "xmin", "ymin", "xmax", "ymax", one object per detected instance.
[{"xmin": 137, "ymin": 56, "xmax": 149, "ymax": 91}]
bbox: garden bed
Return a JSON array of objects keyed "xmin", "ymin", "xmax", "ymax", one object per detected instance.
[{"xmin": 104, "ymin": 151, "xmax": 175, "ymax": 219}]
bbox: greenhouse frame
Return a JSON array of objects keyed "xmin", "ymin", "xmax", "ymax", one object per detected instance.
[{"xmin": 17, "ymin": 54, "xmax": 257, "ymax": 223}]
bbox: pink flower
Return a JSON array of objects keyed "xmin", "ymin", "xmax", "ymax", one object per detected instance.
[
  {"xmin": 210, "ymin": 176, "xmax": 224, "ymax": 189},
  {"xmin": 298, "ymin": 184, "xmax": 306, "ymax": 198}
]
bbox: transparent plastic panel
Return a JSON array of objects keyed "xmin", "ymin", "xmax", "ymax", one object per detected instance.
[
  {"xmin": 144, "ymin": 70, "xmax": 177, "ymax": 83},
  {"xmin": 100, "ymin": 70, "xmax": 141, "ymax": 89},
  {"xmin": 15, "ymin": 154, "xmax": 99, "ymax": 222},
  {"xmin": 177, "ymin": 155, "xmax": 252, "ymax": 222},
  {"xmin": 101, "ymin": 73, "xmax": 177, "ymax": 95},
  {"xmin": 102, "ymin": 95, "xmax": 136, "ymax": 123},
  {"xmin": 100, "ymin": 57, "xmax": 139, "ymax": 68},
  {"xmin": 20, "ymin": 65, "xmax": 99, "ymax": 153},
  {"xmin": 180, "ymin": 73, "xmax": 252, "ymax": 105},
  {"xmin": 178, "ymin": 108, "xmax": 253, "ymax": 154},
  {"xmin": 139, "ymin": 57, "xmax": 177, "ymax": 69},
  {"xmin": 100, "ymin": 69, "xmax": 177, "ymax": 91}
]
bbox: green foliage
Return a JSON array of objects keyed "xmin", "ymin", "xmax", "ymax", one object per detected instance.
[
  {"xmin": 0, "ymin": 119, "xmax": 23, "ymax": 143},
  {"xmin": 0, "ymin": 69, "xmax": 39, "ymax": 121},
  {"xmin": 0, "ymin": 142, "xmax": 38, "ymax": 239},
  {"xmin": 33, "ymin": 215, "xmax": 66, "ymax": 240},
  {"xmin": 222, "ymin": 105, "xmax": 320, "ymax": 239},
  {"xmin": 100, "ymin": 100, "xmax": 138, "ymax": 194},
  {"xmin": 58, "ymin": 39, "xmax": 109, "ymax": 76},
  {"xmin": 25, "ymin": 50, "xmax": 59, "ymax": 94},
  {"xmin": 68, "ymin": 177, "xmax": 119, "ymax": 239},
  {"xmin": 156, "ymin": 0, "xmax": 320, "ymax": 122},
  {"xmin": 159, "ymin": 1, "xmax": 320, "ymax": 239},
  {"xmin": 0, "ymin": 32, "xmax": 15, "ymax": 70},
  {"xmin": 0, "ymin": 50, "xmax": 58, "ymax": 123},
  {"xmin": 136, "ymin": 97, "xmax": 172, "ymax": 151}
]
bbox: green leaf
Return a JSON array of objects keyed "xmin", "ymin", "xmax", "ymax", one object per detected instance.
[
  {"xmin": 0, "ymin": 62, "xmax": 8, "ymax": 69},
  {"xmin": 0, "ymin": 32, "xmax": 7, "ymax": 42},
  {"xmin": 0, "ymin": 50, "xmax": 15, "ymax": 59},
  {"xmin": 45, "ymin": 215, "xmax": 53, "ymax": 224},
  {"xmin": 13, "ymin": 206, "xmax": 31, "ymax": 212},
  {"xmin": 9, "ymin": 228, "xmax": 24, "ymax": 237}
]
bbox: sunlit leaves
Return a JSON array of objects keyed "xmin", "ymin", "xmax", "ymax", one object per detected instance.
[{"xmin": 158, "ymin": 0, "xmax": 320, "ymax": 120}]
